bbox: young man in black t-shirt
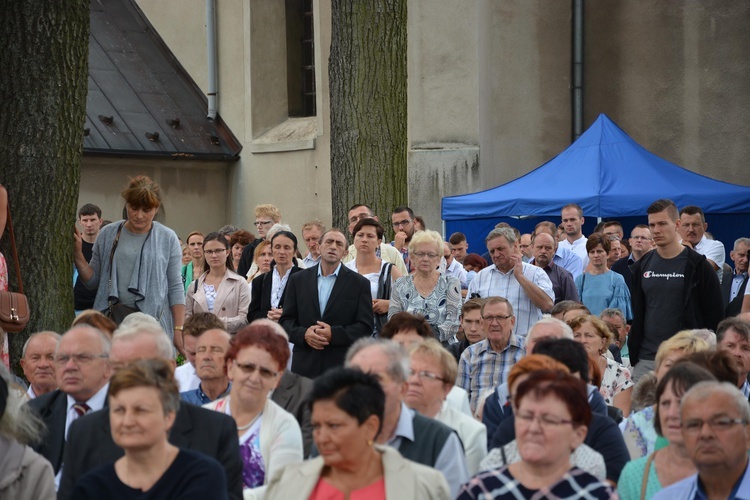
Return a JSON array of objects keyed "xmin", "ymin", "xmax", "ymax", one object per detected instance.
[{"xmin": 74, "ymin": 204, "xmax": 102, "ymax": 312}]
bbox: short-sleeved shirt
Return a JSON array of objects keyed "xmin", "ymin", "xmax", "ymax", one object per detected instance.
[{"xmin": 694, "ymin": 235, "xmax": 726, "ymax": 284}]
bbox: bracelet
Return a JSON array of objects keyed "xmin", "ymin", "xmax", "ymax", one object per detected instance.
[
  {"xmin": 81, "ymin": 264, "xmax": 91, "ymax": 272},
  {"xmin": 174, "ymin": 326, "xmax": 183, "ymax": 331}
]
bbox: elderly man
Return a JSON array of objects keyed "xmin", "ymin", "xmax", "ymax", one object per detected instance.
[
  {"xmin": 457, "ymin": 297, "xmax": 525, "ymax": 413},
  {"xmin": 716, "ymin": 317, "xmax": 750, "ymax": 398},
  {"xmin": 467, "ymin": 227, "xmax": 554, "ymax": 338},
  {"xmin": 58, "ymin": 314, "xmax": 242, "ymax": 500},
  {"xmin": 300, "ymin": 220, "xmax": 325, "ymax": 268},
  {"xmin": 530, "ymin": 231, "xmax": 579, "ymax": 304},
  {"xmin": 601, "ymin": 308, "xmax": 630, "ymax": 365},
  {"xmin": 28, "ymin": 325, "xmax": 112, "ymax": 484},
  {"xmin": 679, "ymin": 205, "xmax": 726, "ymax": 283},
  {"xmin": 725, "ymin": 237, "xmax": 750, "ymax": 316},
  {"xmin": 174, "ymin": 312, "xmax": 225, "ymax": 392},
  {"xmin": 20, "ymin": 331, "xmax": 60, "ymax": 399},
  {"xmin": 611, "ymin": 224, "xmax": 653, "ymax": 290},
  {"xmin": 181, "ymin": 328, "xmax": 232, "ymax": 404},
  {"xmin": 654, "ymin": 381, "xmax": 750, "ymax": 499},
  {"xmin": 346, "ymin": 338, "xmax": 469, "ymax": 497},
  {"xmin": 533, "ymin": 221, "xmax": 584, "ymax": 278}
]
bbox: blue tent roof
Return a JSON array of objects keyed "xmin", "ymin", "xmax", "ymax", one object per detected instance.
[{"xmin": 442, "ymin": 114, "xmax": 750, "ymax": 220}]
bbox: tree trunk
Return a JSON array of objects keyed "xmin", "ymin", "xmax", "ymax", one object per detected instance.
[
  {"xmin": 0, "ymin": 0, "xmax": 89, "ymax": 375},
  {"xmin": 329, "ymin": 0, "xmax": 408, "ymax": 234}
]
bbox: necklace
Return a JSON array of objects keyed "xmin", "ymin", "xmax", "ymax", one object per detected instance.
[{"xmin": 237, "ymin": 411, "xmax": 262, "ymax": 431}]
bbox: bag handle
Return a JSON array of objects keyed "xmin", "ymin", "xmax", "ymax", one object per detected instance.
[
  {"xmin": 107, "ymin": 223, "xmax": 126, "ymax": 308},
  {"xmin": 5, "ymin": 203, "xmax": 23, "ymax": 294}
]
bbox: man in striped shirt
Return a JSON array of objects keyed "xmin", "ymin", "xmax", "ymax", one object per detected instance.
[{"xmin": 467, "ymin": 227, "xmax": 555, "ymax": 339}]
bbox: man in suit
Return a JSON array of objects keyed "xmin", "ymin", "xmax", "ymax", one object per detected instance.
[
  {"xmin": 280, "ymin": 228, "xmax": 373, "ymax": 378},
  {"xmin": 57, "ymin": 316, "xmax": 242, "ymax": 500},
  {"xmin": 28, "ymin": 325, "xmax": 112, "ymax": 487},
  {"xmin": 725, "ymin": 237, "xmax": 749, "ymax": 316}
]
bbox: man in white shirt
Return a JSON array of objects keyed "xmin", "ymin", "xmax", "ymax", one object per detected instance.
[
  {"xmin": 443, "ymin": 242, "xmax": 468, "ymax": 288},
  {"xmin": 301, "ymin": 220, "xmax": 325, "ymax": 268},
  {"xmin": 558, "ymin": 203, "xmax": 589, "ymax": 268},
  {"xmin": 679, "ymin": 205, "xmax": 725, "ymax": 284},
  {"xmin": 20, "ymin": 331, "xmax": 61, "ymax": 399},
  {"xmin": 174, "ymin": 312, "xmax": 225, "ymax": 392}
]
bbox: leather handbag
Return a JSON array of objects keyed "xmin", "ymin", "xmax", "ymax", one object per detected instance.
[
  {"xmin": 103, "ymin": 223, "xmax": 139, "ymax": 325},
  {"xmin": 0, "ymin": 204, "xmax": 30, "ymax": 332}
]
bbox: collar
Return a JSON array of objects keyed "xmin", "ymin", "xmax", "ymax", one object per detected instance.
[
  {"xmin": 273, "ymin": 266, "xmax": 293, "ymax": 279},
  {"xmin": 27, "ymin": 385, "xmax": 37, "ymax": 399},
  {"xmin": 66, "ymin": 382, "xmax": 110, "ymax": 412},
  {"xmin": 528, "ymin": 258, "xmax": 554, "ymax": 270},
  {"xmin": 388, "ymin": 402, "xmax": 415, "ymax": 444},
  {"xmin": 489, "ymin": 264, "xmax": 514, "ymax": 276},
  {"xmin": 317, "ymin": 262, "xmax": 342, "ymax": 278},
  {"xmin": 475, "ymin": 334, "xmax": 522, "ymax": 354},
  {"xmin": 197, "ymin": 381, "xmax": 232, "ymax": 402},
  {"xmin": 303, "ymin": 253, "xmax": 320, "ymax": 263}
]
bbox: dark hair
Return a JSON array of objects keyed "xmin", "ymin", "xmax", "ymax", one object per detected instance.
[
  {"xmin": 348, "ymin": 203, "xmax": 373, "ymax": 215},
  {"xmin": 674, "ymin": 350, "xmax": 739, "ymax": 385},
  {"xmin": 449, "ymin": 232, "xmax": 467, "ymax": 245},
  {"xmin": 320, "ymin": 228, "xmax": 347, "ymax": 243},
  {"xmin": 593, "ymin": 221, "xmax": 606, "ymax": 234},
  {"xmin": 78, "ymin": 203, "xmax": 102, "ymax": 219},
  {"xmin": 271, "ymin": 230, "xmax": 298, "ymax": 251},
  {"xmin": 647, "ymin": 199, "xmax": 679, "ymax": 221},
  {"xmin": 121, "ymin": 175, "xmax": 161, "ymax": 210},
  {"xmin": 462, "ymin": 298, "xmax": 484, "ymax": 317},
  {"xmin": 532, "ymin": 338, "xmax": 590, "ymax": 383},
  {"xmin": 603, "ymin": 221, "xmax": 622, "ymax": 231},
  {"xmin": 586, "ymin": 233, "xmax": 611, "ymax": 254},
  {"xmin": 352, "ymin": 218, "xmax": 385, "ymax": 240},
  {"xmin": 226, "ymin": 323, "xmax": 291, "ymax": 373},
  {"xmin": 309, "ymin": 367, "xmax": 385, "ymax": 436},
  {"xmin": 717, "ymin": 317, "xmax": 750, "ymax": 344},
  {"xmin": 202, "ymin": 232, "xmax": 233, "ymax": 273},
  {"xmin": 109, "ymin": 358, "xmax": 180, "ymax": 414},
  {"xmin": 533, "ymin": 221, "xmax": 558, "ymax": 240},
  {"xmin": 550, "ymin": 300, "xmax": 590, "ymax": 318},
  {"xmin": 679, "ymin": 205, "xmax": 706, "ymax": 224},
  {"xmin": 413, "ymin": 216, "xmax": 426, "ymax": 230},
  {"xmin": 463, "ymin": 253, "xmax": 488, "ymax": 270},
  {"xmin": 229, "ymin": 230, "xmax": 255, "ymax": 248},
  {"xmin": 380, "ymin": 312, "xmax": 432, "ymax": 340},
  {"xmin": 515, "ymin": 370, "xmax": 592, "ymax": 428},
  {"xmin": 183, "ymin": 312, "xmax": 225, "ymax": 339},
  {"xmin": 653, "ymin": 362, "xmax": 716, "ymax": 436},
  {"xmin": 392, "ymin": 206, "xmax": 414, "ymax": 219}
]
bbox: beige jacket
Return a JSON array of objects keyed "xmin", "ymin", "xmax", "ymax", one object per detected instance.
[
  {"xmin": 0, "ymin": 436, "xmax": 56, "ymax": 500},
  {"xmin": 265, "ymin": 445, "xmax": 450, "ymax": 500},
  {"xmin": 185, "ymin": 269, "xmax": 251, "ymax": 333}
]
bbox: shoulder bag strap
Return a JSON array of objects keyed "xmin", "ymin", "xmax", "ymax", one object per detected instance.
[
  {"xmin": 5, "ymin": 203, "xmax": 23, "ymax": 294},
  {"xmin": 640, "ymin": 451, "xmax": 656, "ymax": 500},
  {"xmin": 378, "ymin": 262, "xmax": 393, "ymax": 300},
  {"xmin": 108, "ymin": 223, "xmax": 125, "ymax": 305}
]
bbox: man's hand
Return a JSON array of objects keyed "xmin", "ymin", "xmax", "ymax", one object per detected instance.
[
  {"xmin": 316, "ymin": 321, "xmax": 332, "ymax": 342},
  {"xmin": 73, "ymin": 226, "xmax": 83, "ymax": 256},
  {"xmin": 372, "ymin": 299, "xmax": 389, "ymax": 315},
  {"xmin": 267, "ymin": 308, "xmax": 283, "ymax": 322},
  {"xmin": 304, "ymin": 326, "xmax": 329, "ymax": 350},
  {"xmin": 511, "ymin": 252, "xmax": 524, "ymax": 276},
  {"xmin": 394, "ymin": 231, "xmax": 407, "ymax": 250}
]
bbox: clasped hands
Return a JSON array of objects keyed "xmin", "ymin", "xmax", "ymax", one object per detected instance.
[{"xmin": 304, "ymin": 321, "xmax": 332, "ymax": 350}]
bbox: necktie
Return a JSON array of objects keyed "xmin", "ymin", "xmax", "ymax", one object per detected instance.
[{"xmin": 72, "ymin": 402, "xmax": 90, "ymax": 417}]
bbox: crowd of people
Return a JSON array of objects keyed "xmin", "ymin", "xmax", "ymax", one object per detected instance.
[{"xmin": 2, "ymin": 174, "xmax": 750, "ymax": 499}]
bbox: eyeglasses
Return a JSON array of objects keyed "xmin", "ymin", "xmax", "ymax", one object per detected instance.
[
  {"xmin": 203, "ymin": 249, "xmax": 226, "ymax": 256},
  {"xmin": 253, "ymin": 220, "xmax": 274, "ymax": 227},
  {"xmin": 483, "ymin": 314, "xmax": 513, "ymax": 323},
  {"xmin": 233, "ymin": 360, "xmax": 279, "ymax": 380},
  {"xmin": 392, "ymin": 219, "xmax": 412, "ymax": 228},
  {"xmin": 682, "ymin": 417, "xmax": 748, "ymax": 435},
  {"xmin": 516, "ymin": 411, "xmax": 574, "ymax": 428},
  {"xmin": 55, "ymin": 353, "xmax": 109, "ymax": 365},
  {"xmin": 412, "ymin": 251, "xmax": 439, "ymax": 259},
  {"xmin": 408, "ymin": 369, "xmax": 445, "ymax": 383},
  {"xmin": 348, "ymin": 213, "xmax": 372, "ymax": 224}
]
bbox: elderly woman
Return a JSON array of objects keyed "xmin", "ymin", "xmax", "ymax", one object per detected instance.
[
  {"xmin": 345, "ymin": 218, "xmax": 402, "ymax": 336},
  {"xmin": 230, "ymin": 230, "xmax": 255, "ymax": 274},
  {"xmin": 405, "ymin": 339, "xmax": 487, "ymax": 474},
  {"xmin": 570, "ymin": 314, "xmax": 633, "ymax": 416},
  {"xmin": 204, "ymin": 323, "xmax": 303, "ymax": 499},
  {"xmin": 459, "ymin": 370, "xmax": 615, "ymax": 499},
  {"xmin": 248, "ymin": 231, "xmax": 303, "ymax": 323},
  {"xmin": 620, "ymin": 331, "xmax": 710, "ymax": 458},
  {"xmin": 265, "ymin": 367, "xmax": 451, "ymax": 499},
  {"xmin": 618, "ymin": 363, "xmax": 717, "ymax": 500},
  {"xmin": 72, "ymin": 359, "xmax": 227, "ymax": 498},
  {"xmin": 574, "ymin": 233, "xmax": 632, "ymax": 319},
  {"xmin": 185, "ymin": 232, "xmax": 250, "ymax": 334},
  {"xmin": 0, "ymin": 367, "xmax": 55, "ymax": 499},
  {"xmin": 73, "ymin": 176, "xmax": 185, "ymax": 342},
  {"xmin": 388, "ymin": 230, "xmax": 461, "ymax": 345},
  {"xmin": 479, "ymin": 356, "xmax": 607, "ymax": 481}
]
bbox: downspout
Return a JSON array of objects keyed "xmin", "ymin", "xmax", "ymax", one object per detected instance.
[
  {"xmin": 572, "ymin": 0, "xmax": 584, "ymax": 141},
  {"xmin": 206, "ymin": 0, "xmax": 218, "ymax": 120}
]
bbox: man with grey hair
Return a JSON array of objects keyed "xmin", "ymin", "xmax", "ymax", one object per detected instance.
[
  {"xmin": 716, "ymin": 317, "xmax": 750, "ymax": 398},
  {"xmin": 20, "ymin": 331, "xmax": 61, "ymax": 399},
  {"xmin": 181, "ymin": 328, "xmax": 232, "ymax": 405},
  {"xmin": 467, "ymin": 226, "xmax": 554, "ymax": 338},
  {"xmin": 600, "ymin": 308, "xmax": 630, "ymax": 363},
  {"xmin": 654, "ymin": 381, "xmax": 750, "ymax": 499},
  {"xmin": 58, "ymin": 318, "xmax": 243, "ymax": 500},
  {"xmin": 726, "ymin": 237, "xmax": 750, "ymax": 316},
  {"xmin": 27, "ymin": 325, "xmax": 112, "ymax": 484},
  {"xmin": 345, "ymin": 338, "xmax": 469, "ymax": 497}
]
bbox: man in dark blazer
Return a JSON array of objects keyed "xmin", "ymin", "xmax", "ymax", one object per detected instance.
[
  {"xmin": 280, "ymin": 228, "xmax": 373, "ymax": 378},
  {"xmin": 57, "ymin": 321, "xmax": 243, "ymax": 500},
  {"xmin": 725, "ymin": 238, "xmax": 749, "ymax": 317}
]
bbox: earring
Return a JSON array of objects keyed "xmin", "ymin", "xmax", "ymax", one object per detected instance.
[{"xmin": 367, "ymin": 439, "xmax": 374, "ymax": 446}]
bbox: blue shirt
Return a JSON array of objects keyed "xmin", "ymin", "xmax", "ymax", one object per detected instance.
[
  {"xmin": 317, "ymin": 263, "xmax": 341, "ymax": 316},
  {"xmin": 180, "ymin": 382, "xmax": 231, "ymax": 405},
  {"xmin": 653, "ymin": 459, "xmax": 750, "ymax": 500}
]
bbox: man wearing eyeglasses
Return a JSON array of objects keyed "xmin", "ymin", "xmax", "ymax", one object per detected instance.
[
  {"xmin": 611, "ymin": 224, "xmax": 653, "ymax": 291},
  {"xmin": 341, "ymin": 204, "xmax": 407, "ymax": 275},
  {"xmin": 653, "ymin": 381, "xmax": 750, "ymax": 500},
  {"xmin": 391, "ymin": 206, "xmax": 417, "ymax": 272},
  {"xmin": 725, "ymin": 237, "xmax": 749, "ymax": 316},
  {"xmin": 236, "ymin": 204, "xmax": 282, "ymax": 278},
  {"xmin": 27, "ymin": 325, "xmax": 112, "ymax": 486}
]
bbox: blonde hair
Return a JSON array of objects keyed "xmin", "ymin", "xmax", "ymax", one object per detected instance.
[
  {"xmin": 408, "ymin": 338, "xmax": 458, "ymax": 385},
  {"xmin": 254, "ymin": 204, "xmax": 281, "ymax": 222},
  {"xmin": 655, "ymin": 330, "xmax": 710, "ymax": 371},
  {"xmin": 568, "ymin": 314, "xmax": 614, "ymax": 346},
  {"xmin": 408, "ymin": 230, "xmax": 443, "ymax": 255}
]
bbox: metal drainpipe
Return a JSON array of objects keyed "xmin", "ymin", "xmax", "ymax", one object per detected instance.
[
  {"xmin": 206, "ymin": 0, "xmax": 218, "ymax": 120},
  {"xmin": 572, "ymin": 0, "xmax": 584, "ymax": 141}
]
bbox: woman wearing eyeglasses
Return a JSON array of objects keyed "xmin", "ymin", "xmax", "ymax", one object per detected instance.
[
  {"xmin": 204, "ymin": 323, "xmax": 303, "ymax": 499},
  {"xmin": 388, "ymin": 230, "xmax": 461, "ymax": 345},
  {"xmin": 458, "ymin": 370, "xmax": 615, "ymax": 499},
  {"xmin": 184, "ymin": 232, "xmax": 250, "ymax": 334}
]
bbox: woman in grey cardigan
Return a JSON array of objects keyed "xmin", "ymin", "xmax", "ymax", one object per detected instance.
[{"xmin": 74, "ymin": 176, "xmax": 185, "ymax": 347}]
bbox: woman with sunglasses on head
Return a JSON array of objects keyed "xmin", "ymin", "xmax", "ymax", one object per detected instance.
[
  {"xmin": 388, "ymin": 230, "xmax": 461, "ymax": 346},
  {"xmin": 185, "ymin": 232, "xmax": 250, "ymax": 334},
  {"xmin": 204, "ymin": 323, "xmax": 303, "ymax": 499}
]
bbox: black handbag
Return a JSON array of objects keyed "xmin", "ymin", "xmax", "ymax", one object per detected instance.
[{"xmin": 373, "ymin": 262, "xmax": 393, "ymax": 336}]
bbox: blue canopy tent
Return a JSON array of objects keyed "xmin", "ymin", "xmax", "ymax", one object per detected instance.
[{"xmin": 442, "ymin": 114, "xmax": 750, "ymax": 259}]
